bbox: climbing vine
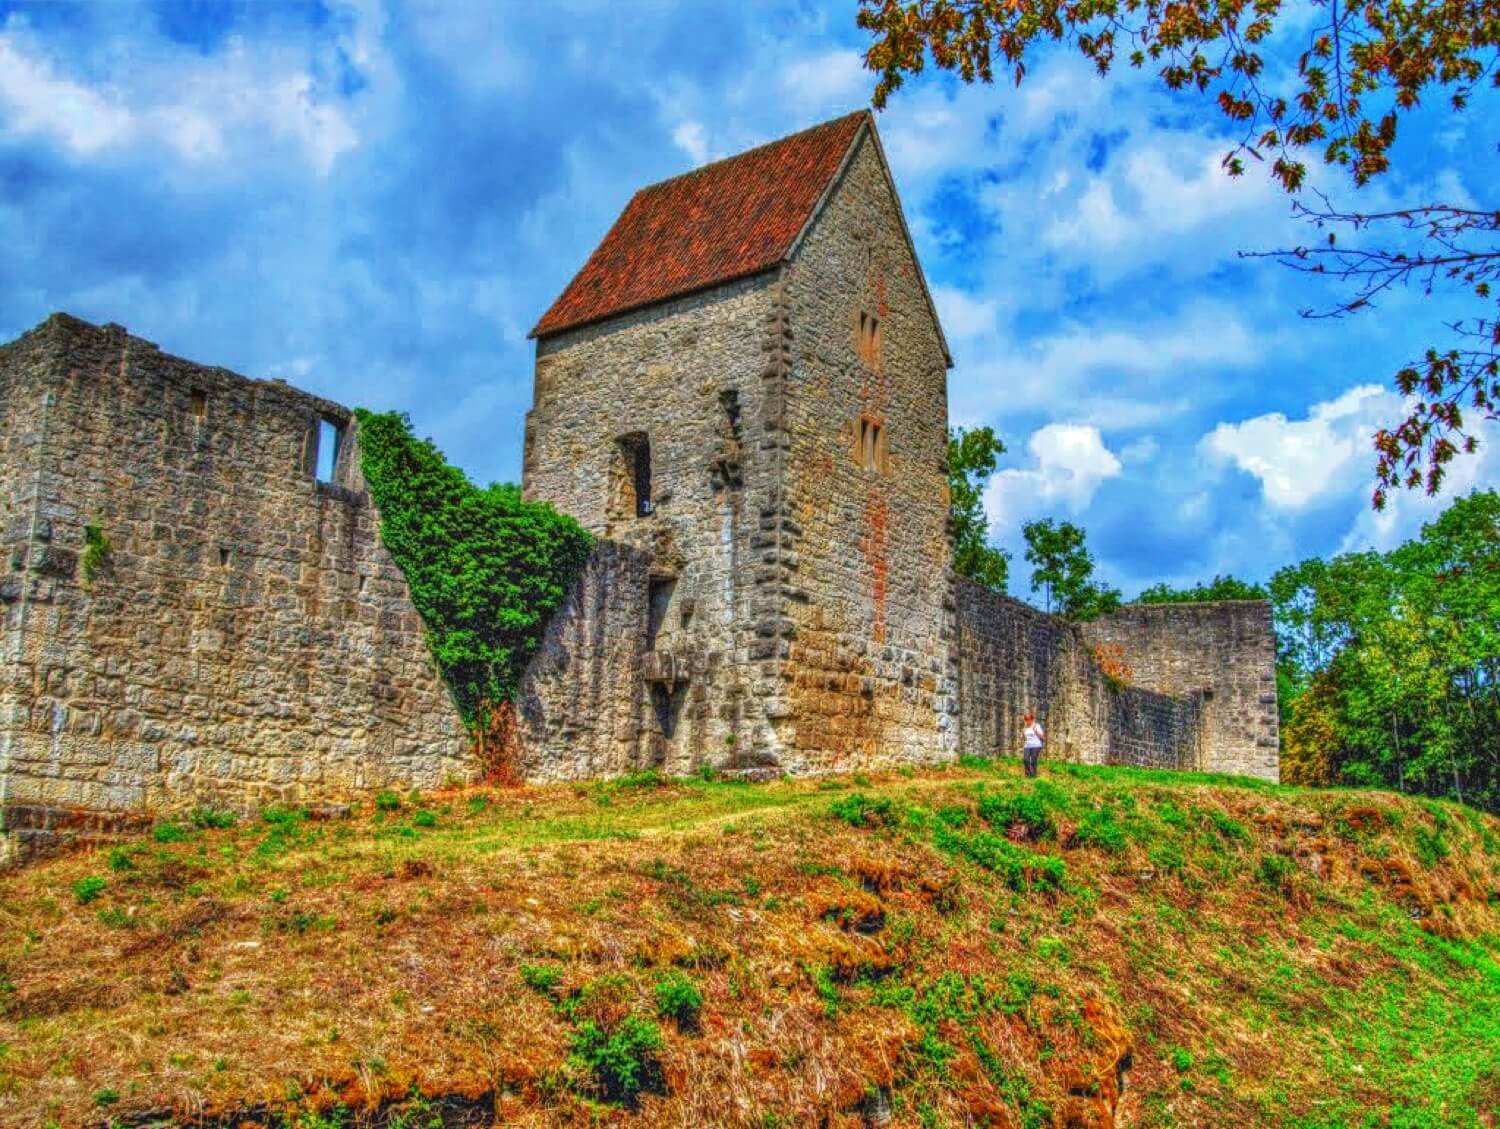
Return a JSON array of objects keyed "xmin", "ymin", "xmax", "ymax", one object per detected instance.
[{"xmin": 352, "ymin": 409, "xmax": 593, "ymax": 730}]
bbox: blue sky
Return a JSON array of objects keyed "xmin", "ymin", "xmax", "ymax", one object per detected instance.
[{"xmin": 2, "ymin": 0, "xmax": 1493, "ymax": 599}]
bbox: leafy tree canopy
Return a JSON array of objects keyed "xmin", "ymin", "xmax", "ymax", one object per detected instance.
[
  {"xmin": 857, "ymin": 0, "xmax": 1500, "ymax": 506},
  {"xmin": 1022, "ymin": 517, "xmax": 1122, "ymax": 620},
  {"xmin": 1136, "ymin": 574, "xmax": 1268, "ymax": 604},
  {"xmin": 948, "ymin": 425, "xmax": 1011, "ymax": 591},
  {"xmin": 352, "ymin": 409, "xmax": 594, "ymax": 728},
  {"xmin": 1273, "ymin": 490, "xmax": 1500, "ymax": 810}
]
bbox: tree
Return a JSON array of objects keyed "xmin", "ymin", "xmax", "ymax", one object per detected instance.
[
  {"xmin": 857, "ymin": 0, "xmax": 1500, "ymax": 506},
  {"xmin": 948, "ymin": 425, "xmax": 1011, "ymax": 590},
  {"xmin": 1021, "ymin": 517, "xmax": 1122, "ymax": 619},
  {"xmin": 1270, "ymin": 490, "xmax": 1500, "ymax": 810},
  {"xmin": 1135, "ymin": 574, "xmax": 1268, "ymax": 604}
]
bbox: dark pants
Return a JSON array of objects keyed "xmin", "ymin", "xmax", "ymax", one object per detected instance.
[{"xmin": 1024, "ymin": 745, "xmax": 1041, "ymax": 778}]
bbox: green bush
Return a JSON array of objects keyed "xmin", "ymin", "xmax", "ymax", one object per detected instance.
[
  {"xmin": 374, "ymin": 790, "xmax": 402, "ymax": 812},
  {"xmin": 654, "ymin": 972, "xmax": 703, "ymax": 1030},
  {"xmin": 1073, "ymin": 806, "xmax": 1128, "ymax": 854},
  {"xmin": 569, "ymin": 1013, "xmax": 664, "ymax": 1103},
  {"xmin": 829, "ymin": 793, "xmax": 899, "ymax": 828},
  {"xmin": 152, "ymin": 821, "xmax": 188, "ymax": 844},
  {"xmin": 191, "ymin": 806, "xmax": 237, "ymax": 830},
  {"xmin": 520, "ymin": 964, "xmax": 563, "ymax": 995},
  {"xmin": 72, "ymin": 876, "xmax": 107, "ymax": 905},
  {"xmin": 977, "ymin": 791, "xmax": 1057, "ymax": 840},
  {"xmin": 412, "ymin": 809, "xmax": 439, "ymax": 829},
  {"xmin": 353, "ymin": 409, "xmax": 593, "ymax": 725}
]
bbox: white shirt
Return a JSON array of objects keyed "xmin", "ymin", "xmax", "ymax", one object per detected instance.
[{"xmin": 1024, "ymin": 721, "xmax": 1045, "ymax": 750}]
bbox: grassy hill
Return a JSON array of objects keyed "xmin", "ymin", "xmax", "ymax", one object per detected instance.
[{"xmin": 1, "ymin": 760, "xmax": 1497, "ymax": 1129}]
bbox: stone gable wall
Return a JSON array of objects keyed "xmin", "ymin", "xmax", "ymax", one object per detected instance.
[
  {"xmin": 524, "ymin": 275, "xmax": 781, "ymax": 775},
  {"xmin": 775, "ymin": 128, "xmax": 957, "ymax": 772},
  {"xmin": 0, "ymin": 315, "xmax": 470, "ymax": 862}
]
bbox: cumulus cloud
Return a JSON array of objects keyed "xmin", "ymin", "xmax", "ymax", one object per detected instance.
[
  {"xmin": 985, "ymin": 423, "xmax": 1123, "ymax": 529},
  {"xmin": 1201, "ymin": 385, "xmax": 1402, "ymax": 509},
  {"xmin": 0, "ymin": 20, "xmax": 359, "ymax": 174}
]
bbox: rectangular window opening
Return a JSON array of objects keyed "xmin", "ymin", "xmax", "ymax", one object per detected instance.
[
  {"xmin": 614, "ymin": 432, "xmax": 652, "ymax": 517},
  {"xmin": 190, "ymin": 388, "xmax": 207, "ymax": 423},
  {"xmin": 315, "ymin": 417, "xmax": 344, "ymax": 483}
]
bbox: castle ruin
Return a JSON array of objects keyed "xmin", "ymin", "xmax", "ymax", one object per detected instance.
[{"xmin": 0, "ymin": 112, "xmax": 1278, "ymax": 863}]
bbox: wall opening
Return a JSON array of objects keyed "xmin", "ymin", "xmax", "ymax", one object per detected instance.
[
  {"xmin": 651, "ymin": 682, "xmax": 687, "ymax": 739},
  {"xmin": 647, "ymin": 577, "xmax": 676, "ymax": 649},
  {"xmin": 610, "ymin": 432, "xmax": 652, "ymax": 519},
  {"xmin": 857, "ymin": 310, "xmax": 881, "ymax": 366},
  {"xmin": 859, "ymin": 416, "xmax": 885, "ymax": 473},
  {"xmin": 190, "ymin": 388, "xmax": 207, "ymax": 423},
  {"xmin": 315, "ymin": 417, "xmax": 344, "ymax": 483}
]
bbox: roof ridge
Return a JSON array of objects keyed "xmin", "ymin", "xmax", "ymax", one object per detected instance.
[{"xmin": 637, "ymin": 110, "xmax": 869, "ymax": 194}]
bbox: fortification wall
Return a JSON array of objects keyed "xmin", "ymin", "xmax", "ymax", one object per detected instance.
[
  {"xmin": 776, "ymin": 128, "xmax": 956, "ymax": 772},
  {"xmin": 0, "ymin": 315, "xmax": 470, "ymax": 862},
  {"xmin": 515, "ymin": 540, "xmax": 652, "ymax": 780},
  {"xmin": 1080, "ymin": 602, "xmax": 1279, "ymax": 780},
  {"xmin": 954, "ymin": 579, "xmax": 1203, "ymax": 771}
]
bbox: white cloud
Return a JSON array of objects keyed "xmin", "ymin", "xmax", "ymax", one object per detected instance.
[
  {"xmin": 0, "ymin": 22, "xmax": 359, "ymax": 174},
  {"xmin": 1201, "ymin": 384, "xmax": 1402, "ymax": 509},
  {"xmin": 932, "ymin": 286, "xmax": 998, "ymax": 342},
  {"xmin": 0, "ymin": 33, "xmax": 133, "ymax": 153},
  {"xmin": 950, "ymin": 303, "xmax": 1261, "ymax": 427},
  {"xmin": 779, "ymin": 49, "xmax": 866, "ymax": 106},
  {"xmin": 672, "ymin": 120, "xmax": 708, "ymax": 165},
  {"xmin": 985, "ymin": 423, "xmax": 1123, "ymax": 529}
]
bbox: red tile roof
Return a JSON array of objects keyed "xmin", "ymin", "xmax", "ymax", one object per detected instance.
[{"xmin": 532, "ymin": 111, "xmax": 870, "ymax": 339}]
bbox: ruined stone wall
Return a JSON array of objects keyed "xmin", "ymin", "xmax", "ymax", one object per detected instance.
[
  {"xmin": 524, "ymin": 276, "xmax": 779, "ymax": 775},
  {"xmin": 514, "ymin": 540, "xmax": 652, "ymax": 780},
  {"xmin": 0, "ymin": 315, "xmax": 471, "ymax": 861},
  {"xmin": 954, "ymin": 579, "xmax": 1203, "ymax": 771},
  {"xmin": 776, "ymin": 129, "xmax": 956, "ymax": 772},
  {"xmin": 1080, "ymin": 602, "xmax": 1279, "ymax": 780}
]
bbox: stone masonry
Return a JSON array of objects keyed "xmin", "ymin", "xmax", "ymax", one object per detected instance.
[
  {"xmin": 0, "ymin": 315, "xmax": 469, "ymax": 863},
  {"xmin": 0, "ymin": 113, "xmax": 1280, "ymax": 859}
]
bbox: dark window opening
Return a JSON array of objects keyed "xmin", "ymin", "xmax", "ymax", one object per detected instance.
[
  {"xmin": 651, "ymin": 683, "xmax": 687, "ymax": 739},
  {"xmin": 614, "ymin": 432, "xmax": 652, "ymax": 517},
  {"xmin": 315, "ymin": 417, "xmax": 344, "ymax": 483},
  {"xmin": 648, "ymin": 577, "xmax": 676, "ymax": 648},
  {"xmin": 190, "ymin": 388, "xmax": 207, "ymax": 423},
  {"xmin": 218, "ymin": 547, "xmax": 230, "ymax": 568}
]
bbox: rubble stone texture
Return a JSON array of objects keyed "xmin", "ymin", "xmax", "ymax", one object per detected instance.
[
  {"xmin": 0, "ymin": 316, "xmax": 470, "ymax": 863},
  {"xmin": 0, "ymin": 113, "xmax": 1278, "ymax": 862}
]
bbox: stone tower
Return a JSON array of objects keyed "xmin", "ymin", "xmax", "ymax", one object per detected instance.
[{"xmin": 523, "ymin": 112, "xmax": 958, "ymax": 777}]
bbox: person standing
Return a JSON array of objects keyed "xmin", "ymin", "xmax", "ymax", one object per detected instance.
[{"xmin": 1022, "ymin": 710, "xmax": 1045, "ymax": 778}]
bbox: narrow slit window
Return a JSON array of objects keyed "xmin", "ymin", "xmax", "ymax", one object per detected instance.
[
  {"xmin": 315, "ymin": 417, "xmax": 344, "ymax": 483},
  {"xmin": 190, "ymin": 388, "xmax": 207, "ymax": 423},
  {"xmin": 857, "ymin": 311, "xmax": 881, "ymax": 365},
  {"xmin": 859, "ymin": 417, "xmax": 884, "ymax": 473}
]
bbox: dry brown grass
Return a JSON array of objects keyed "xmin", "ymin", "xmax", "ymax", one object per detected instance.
[{"xmin": 0, "ymin": 763, "xmax": 1497, "ymax": 1128}]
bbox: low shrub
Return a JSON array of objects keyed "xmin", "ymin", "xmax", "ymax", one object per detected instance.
[
  {"xmin": 152, "ymin": 821, "xmax": 188, "ymax": 844},
  {"xmin": 191, "ymin": 806, "xmax": 238, "ymax": 830},
  {"xmin": 653, "ymin": 972, "xmax": 703, "ymax": 1030},
  {"xmin": 1073, "ymin": 806, "xmax": 1127, "ymax": 854},
  {"xmin": 829, "ymin": 793, "xmax": 900, "ymax": 829},
  {"xmin": 977, "ymin": 790, "xmax": 1057, "ymax": 841},
  {"xmin": 72, "ymin": 876, "xmax": 107, "ymax": 905},
  {"xmin": 569, "ymin": 1013, "xmax": 665, "ymax": 1103}
]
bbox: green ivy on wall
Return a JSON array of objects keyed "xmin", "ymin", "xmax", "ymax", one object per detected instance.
[{"xmin": 353, "ymin": 409, "xmax": 594, "ymax": 728}]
